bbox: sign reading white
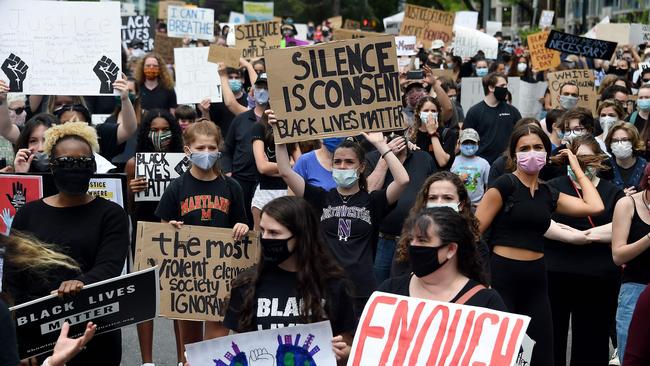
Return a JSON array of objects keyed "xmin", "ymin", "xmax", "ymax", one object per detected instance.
[
  {"xmin": 0, "ymin": 1, "xmax": 121, "ymax": 96},
  {"xmin": 174, "ymin": 47, "xmax": 222, "ymax": 104},
  {"xmin": 452, "ymin": 26, "xmax": 498, "ymax": 59},
  {"xmin": 395, "ymin": 36, "xmax": 417, "ymax": 56},
  {"xmin": 167, "ymin": 6, "xmax": 214, "ymax": 40}
]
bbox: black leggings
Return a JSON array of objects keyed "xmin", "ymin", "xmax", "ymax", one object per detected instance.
[
  {"xmin": 491, "ymin": 253, "xmax": 554, "ymax": 366},
  {"xmin": 548, "ymin": 271, "xmax": 619, "ymax": 366},
  {"xmin": 233, "ymin": 177, "xmax": 256, "ymax": 227}
]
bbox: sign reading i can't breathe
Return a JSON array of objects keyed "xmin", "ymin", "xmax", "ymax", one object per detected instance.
[
  {"xmin": 167, "ymin": 6, "xmax": 214, "ymax": 40},
  {"xmin": 544, "ymin": 30, "xmax": 618, "ymax": 60},
  {"xmin": 266, "ymin": 35, "xmax": 405, "ymax": 143}
]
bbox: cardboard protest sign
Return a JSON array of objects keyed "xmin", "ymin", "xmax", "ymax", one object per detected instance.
[
  {"xmin": 539, "ymin": 10, "xmax": 555, "ymax": 28},
  {"xmin": 348, "ymin": 292, "xmax": 531, "ymax": 366},
  {"xmin": 122, "ymin": 15, "xmax": 155, "ymax": 52},
  {"xmin": 460, "ymin": 77, "xmax": 484, "ymax": 113},
  {"xmin": 630, "ymin": 23, "xmax": 650, "ymax": 46},
  {"xmin": 396, "ymin": 36, "xmax": 417, "ymax": 56},
  {"xmin": 186, "ymin": 321, "xmax": 336, "ymax": 366},
  {"xmin": 486, "ymin": 21, "xmax": 502, "ymax": 36},
  {"xmin": 243, "ymin": 1, "xmax": 274, "ymax": 22},
  {"xmin": 266, "ymin": 35, "xmax": 405, "ymax": 143},
  {"xmin": 158, "ymin": 1, "xmax": 185, "ymax": 19},
  {"xmin": 453, "ymin": 11, "xmax": 478, "ymax": 30},
  {"xmin": 452, "ymin": 26, "xmax": 498, "ymax": 59},
  {"xmin": 333, "ymin": 29, "xmax": 385, "ymax": 40},
  {"xmin": 88, "ymin": 177, "xmax": 125, "ymax": 208},
  {"xmin": 134, "ymin": 222, "xmax": 259, "ymax": 320},
  {"xmin": 11, "ymin": 267, "xmax": 159, "ymax": 359},
  {"xmin": 343, "ymin": 19, "xmax": 362, "ymax": 30},
  {"xmin": 545, "ymin": 30, "xmax": 618, "ymax": 60},
  {"xmin": 527, "ymin": 31, "xmax": 561, "ymax": 71},
  {"xmin": 235, "ymin": 20, "xmax": 282, "ymax": 59},
  {"xmin": 154, "ymin": 32, "xmax": 183, "ymax": 64},
  {"xmin": 547, "ymin": 69, "xmax": 597, "ymax": 112},
  {"xmin": 400, "ymin": 4, "xmax": 455, "ymax": 49},
  {"xmin": 208, "ymin": 45, "xmax": 241, "ymax": 68},
  {"xmin": 167, "ymin": 6, "xmax": 214, "ymax": 40},
  {"xmin": 174, "ymin": 47, "xmax": 222, "ymax": 104},
  {"xmin": 508, "ymin": 77, "xmax": 548, "ymax": 119},
  {"xmin": 0, "ymin": 1, "xmax": 121, "ymax": 96},
  {"xmin": 595, "ymin": 23, "xmax": 630, "ymax": 45},
  {"xmin": 134, "ymin": 152, "xmax": 191, "ymax": 202},
  {"xmin": 0, "ymin": 175, "xmax": 42, "ymax": 235},
  {"xmin": 430, "ymin": 69, "xmax": 455, "ymax": 80},
  {"xmin": 328, "ymin": 16, "xmax": 343, "ymax": 29}
]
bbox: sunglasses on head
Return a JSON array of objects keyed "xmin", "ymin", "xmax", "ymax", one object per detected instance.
[{"xmin": 50, "ymin": 156, "xmax": 96, "ymax": 170}]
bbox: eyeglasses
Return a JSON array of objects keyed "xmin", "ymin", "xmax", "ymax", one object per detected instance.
[
  {"xmin": 50, "ymin": 156, "xmax": 96, "ymax": 170},
  {"xmin": 9, "ymin": 107, "xmax": 24, "ymax": 114},
  {"xmin": 612, "ymin": 137, "xmax": 631, "ymax": 143},
  {"xmin": 567, "ymin": 127, "xmax": 585, "ymax": 134}
]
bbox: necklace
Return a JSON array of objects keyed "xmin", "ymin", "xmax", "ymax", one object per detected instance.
[{"xmin": 338, "ymin": 191, "xmax": 356, "ymax": 204}]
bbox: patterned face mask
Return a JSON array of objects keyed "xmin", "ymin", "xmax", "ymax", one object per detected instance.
[{"xmin": 149, "ymin": 130, "xmax": 172, "ymax": 152}]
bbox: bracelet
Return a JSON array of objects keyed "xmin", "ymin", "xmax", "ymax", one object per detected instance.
[{"xmin": 381, "ymin": 150, "xmax": 393, "ymax": 159}]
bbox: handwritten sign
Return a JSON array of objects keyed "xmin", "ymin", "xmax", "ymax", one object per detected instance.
[
  {"xmin": 384, "ymin": 12, "xmax": 404, "ymax": 35},
  {"xmin": 134, "ymin": 222, "xmax": 259, "ymax": 321},
  {"xmin": 158, "ymin": 1, "xmax": 185, "ymax": 19},
  {"xmin": 539, "ymin": 10, "xmax": 555, "ymax": 28},
  {"xmin": 266, "ymin": 35, "xmax": 404, "ymax": 143},
  {"xmin": 0, "ymin": 1, "xmax": 121, "ymax": 95},
  {"xmin": 208, "ymin": 45, "xmax": 241, "ymax": 68},
  {"xmin": 122, "ymin": 15, "xmax": 155, "ymax": 52},
  {"xmin": 243, "ymin": 1, "xmax": 274, "ymax": 22},
  {"xmin": 630, "ymin": 23, "xmax": 650, "ymax": 46},
  {"xmin": 452, "ymin": 26, "xmax": 498, "ymax": 59},
  {"xmin": 396, "ymin": 36, "xmax": 417, "ymax": 56},
  {"xmin": 333, "ymin": 29, "xmax": 385, "ymax": 40},
  {"xmin": 544, "ymin": 30, "xmax": 618, "ymax": 60},
  {"xmin": 134, "ymin": 152, "xmax": 190, "ymax": 202},
  {"xmin": 460, "ymin": 77, "xmax": 484, "ymax": 112},
  {"xmin": 235, "ymin": 20, "xmax": 282, "ymax": 59},
  {"xmin": 348, "ymin": 292, "xmax": 531, "ymax": 366},
  {"xmin": 486, "ymin": 21, "xmax": 502, "ymax": 36},
  {"xmin": 167, "ymin": 6, "xmax": 214, "ymax": 40},
  {"xmin": 527, "ymin": 31, "xmax": 561, "ymax": 71},
  {"xmin": 0, "ymin": 174, "xmax": 42, "ymax": 235},
  {"xmin": 174, "ymin": 47, "xmax": 222, "ymax": 104},
  {"xmin": 400, "ymin": 4, "xmax": 455, "ymax": 49},
  {"xmin": 547, "ymin": 69, "xmax": 597, "ymax": 112},
  {"xmin": 154, "ymin": 32, "xmax": 183, "ymax": 64}
]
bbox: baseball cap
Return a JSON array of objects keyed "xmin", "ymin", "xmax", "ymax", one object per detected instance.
[
  {"xmin": 430, "ymin": 39, "xmax": 445, "ymax": 50},
  {"xmin": 460, "ymin": 128, "xmax": 480, "ymax": 143},
  {"xmin": 255, "ymin": 73, "xmax": 268, "ymax": 85}
]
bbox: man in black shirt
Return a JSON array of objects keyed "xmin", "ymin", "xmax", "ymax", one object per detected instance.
[
  {"xmin": 463, "ymin": 72, "xmax": 522, "ymax": 164},
  {"xmin": 207, "ymin": 67, "xmax": 248, "ymax": 137}
]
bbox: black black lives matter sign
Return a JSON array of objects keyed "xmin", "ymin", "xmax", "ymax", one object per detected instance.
[
  {"xmin": 10, "ymin": 268, "xmax": 158, "ymax": 359},
  {"xmin": 545, "ymin": 30, "xmax": 617, "ymax": 60},
  {"xmin": 266, "ymin": 35, "xmax": 404, "ymax": 143},
  {"xmin": 121, "ymin": 15, "xmax": 155, "ymax": 52}
]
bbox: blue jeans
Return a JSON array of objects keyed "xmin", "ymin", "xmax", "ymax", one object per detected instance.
[
  {"xmin": 616, "ymin": 282, "xmax": 647, "ymax": 364},
  {"xmin": 373, "ymin": 237, "xmax": 396, "ymax": 285}
]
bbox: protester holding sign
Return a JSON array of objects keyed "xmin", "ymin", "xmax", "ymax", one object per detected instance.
[{"xmin": 136, "ymin": 53, "xmax": 177, "ymax": 113}]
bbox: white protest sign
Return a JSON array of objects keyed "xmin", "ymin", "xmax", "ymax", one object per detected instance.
[
  {"xmin": 461, "ymin": 77, "xmax": 484, "ymax": 112},
  {"xmin": 539, "ymin": 10, "xmax": 555, "ymax": 28},
  {"xmin": 584, "ymin": 16, "xmax": 609, "ymax": 39},
  {"xmin": 186, "ymin": 321, "xmax": 336, "ymax": 366},
  {"xmin": 452, "ymin": 26, "xmax": 498, "ymax": 59},
  {"xmin": 396, "ymin": 36, "xmax": 417, "ymax": 56},
  {"xmin": 0, "ymin": 1, "xmax": 121, "ymax": 96},
  {"xmin": 229, "ymin": 11, "xmax": 246, "ymax": 24},
  {"xmin": 515, "ymin": 334, "xmax": 535, "ymax": 366},
  {"xmin": 348, "ymin": 292, "xmax": 531, "ymax": 366},
  {"xmin": 454, "ymin": 11, "xmax": 479, "ymax": 30},
  {"xmin": 383, "ymin": 12, "xmax": 404, "ymax": 35},
  {"xmin": 486, "ymin": 21, "xmax": 502, "ymax": 36},
  {"xmin": 167, "ymin": 6, "xmax": 214, "ymax": 40},
  {"xmin": 88, "ymin": 177, "xmax": 124, "ymax": 208},
  {"xmin": 135, "ymin": 153, "xmax": 190, "ymax": 202},
  {"xmin": 174, "ymin": 47, "xmax": 222, "ymax": 105},
  {"xmin": 508, "ymin": 77, "xmax": 548, "ymax": 119},
  {"xmin": 630, "ymin": 23, "xmax": 650, "ymax": 46},
  {"xmin": 91, "ymin": 114, "xmax": 111, "ymax": 126}
]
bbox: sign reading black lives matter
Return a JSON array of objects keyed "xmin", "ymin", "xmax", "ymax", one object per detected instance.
[
  {"xmin": 266, "ymin": 35, "xmax": 404, "ymax": 143},
  {"xmin": 135, "ymin": 152, "xmax": 191, "ymax": 202},
  {"xmin": 10, "ymin": 267, "xmax": 159, "ymax": 359},
  {"xmin": 544, "ymin": 30, "xmax": 618, "ymax": 60},
  {"xmin": 121, "ymin": 15, "xmax": 155, "ymax": 52},
  {"xmin": 134, "ymin": 222, "xmax": 259, "ymax": 321}
]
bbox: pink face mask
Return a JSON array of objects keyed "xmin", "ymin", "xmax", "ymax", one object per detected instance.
[{"xmin": 516, "ymin": 151, "xmax": 547, "ymax": 174}]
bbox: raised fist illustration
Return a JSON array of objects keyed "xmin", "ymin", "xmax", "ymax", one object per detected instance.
[
  {"xmin": 1, "ymin": 53, "xmax": 28, "ymax": 92},
  {"xmin": 248, "ymin": 348, "xmax": 275, "ymax": 366},
  {"xmin": 6, "ymin": 181, "xmax": 27, "ymax": 211},
  {"xmin": 93, "ymin": 56, "xmax": 119, "ymax": 94}
]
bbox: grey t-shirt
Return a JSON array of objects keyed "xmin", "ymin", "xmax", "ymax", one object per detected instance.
[{"xmin": 451, "ymin": 154, "xmax": 490, "ymax": 204}]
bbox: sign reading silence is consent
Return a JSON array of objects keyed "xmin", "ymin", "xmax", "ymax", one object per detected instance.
[
  {"xmin": 545, "ymin": 30, "xmax": 617, "ymax": 60},
  {"xmin": 266, "ymin": 35, "xmax": 405, "ymax": 143}
]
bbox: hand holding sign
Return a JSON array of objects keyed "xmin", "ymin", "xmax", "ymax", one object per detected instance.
[
  {"xmin": 1, "ymin": 54, "xmax": 28, "ymax": 92},
  {"xmin": 93, "ymin": 56, "xmax": 119, "ymax": 94}
]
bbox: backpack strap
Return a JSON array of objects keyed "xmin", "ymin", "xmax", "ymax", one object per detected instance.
[
  {"xmin": 455, "ymin": 284, "xmax": 486, "ymax": 305},
  {"xmin": 631, "ymin": 111, "xmax": 639, "ymax": 126}
]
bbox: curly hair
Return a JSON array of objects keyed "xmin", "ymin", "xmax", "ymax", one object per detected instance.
[
  {"xmin": 409, "ymin": 96, "xmax": 442, "ymax": 142},
  {"xmin": 43, "ymin": 121, "xmax": 99, "ymax": 156},
  {"xmin": 134, "ymin": 53, "xmax": 175, "ymax": 90},
  {"xmin": 136, "ymin": 109, "xmax": 184, "ymax": 153}
]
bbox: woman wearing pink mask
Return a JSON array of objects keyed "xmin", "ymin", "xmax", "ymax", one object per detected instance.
[{"xmin": 476, "ymin": 123, "xmax": 604, "ymax": 366}]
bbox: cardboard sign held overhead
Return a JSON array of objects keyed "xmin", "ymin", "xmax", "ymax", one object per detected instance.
[
  {"xmin": 235, "ymin": 20, "xmax": 282, "ymax": 60},
  {"xmin": 400, "ymin": 4, "xmax": 455, "ymax": 49},
  {"xmin": 328, "ymin": 15, "xmax": 343, "ymax": 29},
  {"xmin": 333, "ymin": 29, "xmax": 385, "ymax": 40},
  {"xmin": 539, "ymin": 10, "xmax": 555, "ymax": 28},
  {"xmin": 343, "ymin": 19, "xmax": 361, "ymax": 30},
  {"xmin": 134, "ymin": 222, "xmax": 259, "ymax": 321},
  {"xmin": 547, "ymin": 69, "xmax": 597, "ymax": 113},
  {"xmin": 527, "ymin": 31, "xmax": 561, "ymax": 71},
  {"xmin": 174, "ymin": 47, "xmax": 222, "ymax": 104},
  {"xmin": 545, "ymin": 30, "xmax": 618, "ymax": 60},
  {"xmin": 167, "ymin": 6, "xmax": 214, "ymax": 40},
  {"xmin": 208, "ymin": 45, "xmax": 241, "ymax": 68},
  {"xmin": 453, "ymin": 11, "xmax": 478, "ymax": 30},
  {"xmin": 452, "ymin": 26, "xmax": 499, "ymax": 59},
  {"xmin": 154, "ymin": 32, "xmax": 183, "ymax": 64},
  {"xmin": 266, "ymin": 35, "xmax": 405, "ymax": 143},
  {"xmin": 158, "ymin": 1, "xmax": 186, "ymax": 19},
  {"xmin": 595, "ymin": 23, "xmax": 631, "ymax": 45},
  {"xmin": 486, "ymin": 21, "xmax": 502, "ymax": 36}
]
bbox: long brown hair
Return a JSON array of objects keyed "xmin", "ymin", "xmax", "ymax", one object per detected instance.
[{"xmin": 135, "ymin": 53, "xmax": 175, "ymax": 90}]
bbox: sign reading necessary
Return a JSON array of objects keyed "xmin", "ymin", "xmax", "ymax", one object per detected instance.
[
  {"xmin": 400, "ymin": 4, "xmax": 455, "ymax": 49},
  {"xmin": 333, "ymin": 29, "xmax": 385, "ymax": 41},
  {"xmin": 235, "ymin": 20, "xmax": 282, "ymax": 59},
  {"xmin": 544, "ymin": 30, "xmax": 618, "ymax": 60},
  {"xmin": 134, "ymin": 153, "xmax": 191, "ymax": 202},
  {"xmin": 396, "ymin": 36, "xmax": 417, "ymax": 56},
  {"xmin": 122, "ymin": 15, "xmax": 155, "ymax": 52},
  {"xmin": 539, "ymin": 10, "xmax": 555, "ymax": 28},
  {"xmin": 154, "ymin": 32, "xmax": 183, "ymax": 64},
  {"xmin": 547, "ymin": 69, "xmax": 597, "ymax": 112},
  {"xmin": 11, "ymin": 267, "xmax": 159, "ymax": 359},
  {"xmin": 527, "ymin": 31, "xmax": 561, "ymax": 71},
  {"xmin": 174, "ymin": 47, "xmax": 222, "ymax": 104},
  {"xmin": 208, "ymin": 45, "xmax": 241, "ymax": 68},
  {"xmin": 243, "ymin": 1, "xmax": 274, "ymax": 22},
  {"xmin": 134, "ymin": 222, "xmax": 259, "ymax": 321},
  {"xmin": 0, "ymin": 1, "xmax": 121, "ymax": 95},
  {"xmin": 266, "ymin": 35, "xmax": 405, "ymax": 143},
  {"xmin": 348, "ymin": 292, "xmax": 531, "ymax": 366},
  {"xmin": 452, "ymin": 26, "xmax": 499, "ymax": 59},
  {"xmin": 0, "ymin": 174, "xmax": 43, "ymax": 235},
  {"xmin": 167, "ymin": 6, "xmax": 214, "ymax": 40}
]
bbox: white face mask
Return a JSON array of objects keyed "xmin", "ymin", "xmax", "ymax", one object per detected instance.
[
  {"xmin": 611, "ymin": 141, "xmax": 633, "ymax": 159},
  {"xmin": 599, "ymin": 116, "xmax": 617, "ymax": 137},
  {"xmin": 517, "ymin": 63, "xmax": 528, "ymax": 73},
  {"xmin": 426, "ymin": 202, "xmax": 460, "ymax": 212}
]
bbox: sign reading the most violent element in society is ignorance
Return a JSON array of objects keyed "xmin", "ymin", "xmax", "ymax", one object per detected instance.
[
  {"xmin": 266, "ymin": 35, "xmax": 404, "ymax": 143},
  {"xmin": 10, "ymin": 267, "xmax": 159, "ymax": 359},
  {"xmin": 174, "ymin": 47, "xmax": 222, "ymax": 104},
  {"xmin": 0, "ymin": 1, "xmax": 122, "ymax": 96},
  {"xmin": 167, "ymin": 5, "xmax": 214, "ymax": 40},
  {"xmin": 400, "ymin": 4, "xmax": 455, "ymax": 49},
  {"xmin": 135, "ymin": 152, "xmax": 191, "ymax": 202},
  {"xmin": 235, "ymin": 20, "xmax": 282, "ymax": 59},
  {"xmin": 544, "ymin": 30, "xmax": 618, "ymax": 60},
  {"xmin": 134, "ymin": 222, "xmax": 259, "ymax": 321},
  {"xmin": 347, "ymin": 292, "xmax": 531, "ymax": 366}
]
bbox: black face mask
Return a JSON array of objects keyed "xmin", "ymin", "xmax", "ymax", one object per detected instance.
[
  {"xmin": 494, "ymin": 86, "xmax": 509, "ymax": 102},
  {"xmin": 52, "ymin": 166, "xmax": 94, "ymax": 195},
  {"xmin": 261, "ymin": 236, "xmax": 294, "ymax": 265},
  {"xmin": 408, "ymin": 244, "xmax": 450, "ymax": 278}
]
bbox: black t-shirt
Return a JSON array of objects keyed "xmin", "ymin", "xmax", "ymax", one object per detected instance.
[
  {"xmin": 378, "ymin": 275, "xmax": 507, "ymax": 311},
  {"xmin": 303, "ymin": 184, "xmax": 392, "ymax": 298},
  {"xmin": 463, "ymin": 101, "xmax": 522, "ymax": 164},
  {"xmin": 414, "ymin": 128, "xmax": 458, "ymax": 170},
  {"xmin": 547, "ymin": 176, "xmax": 623, "ymax": 277},
  {"xmin": 222, "ymin": 109, "xmax": 259, "ymax": 181},
  {"xmin": 0, "ymin": 301, "xmax": 19, "ymax": 366},
  {"xmin": 95, "ymin": 121, "xmax": 126, "ymax": 163},
  {"xmin": 365, "ymin": 150, "xmax": 436, "ymax": 235},
  {"xmin": 85, "ymin": 96, "xmax": 118, "ymax": 115},
  {"xmin": 155, "ymin": 171, "xmax": 248, "ymax": 227},
  {"xmin": 250, "ymin": 122, "xmax": 286, "ymax": 190},
  {"xmin": 139, "ymin": 84, "xmax": 177, "ymax": 111},
  {"xmin": 208, "ymin": 93, "xmax": 248, "ymax": 138},
  {"xmin": 488, "ymin": 174, "xmax": 558, "ymax": 253},
  {"xmin": 224, "ymin": 266, "xmax": 356, "ymax": 334},
  {"xmin": 623, "ymin": 198, "xmax": 650, "ymax": 284}
]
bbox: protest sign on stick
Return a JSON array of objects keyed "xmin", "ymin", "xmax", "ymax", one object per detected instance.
[
  {"xmin": 134, "ymin": 153, "xmax": 191, "ymax": 202},
  {"xmin": 539, "ymin": 10, "xmax": 555, "ymax": 28},
  {"xmin": 235, "ymin": 20, "xmax": 282, "ymax": 59},
  {"xmin": 452, "ymin": 26, "xmax": 498, "ymax": 59},
  {"xmin": 400, "ymin": 4, "xmax": 454, "ymax": 49},
  {"xmin": 527, "ymin": 31, "xmax": 561, "ymax": 71},
  {"xmin": 122, "ymin": 16, "xmax": 155, "ymax": 52},
  {"xmin": 243, "ymin": 1, "xmax": 274, "ymax": 22},
  {"xmin": 333, "ymin": 29, "xmax": 385, "ymax": 40},
  {"xmin": 154, "ymin": 33, "xmax": 183, "ymax": 64},
  {"xmin": 134, "ymin": 222, "xmax": 259, "ymax": 321},
  {"xmin": 174, "ymin": 47, "xmax": 222, "ymax": 104},
  {"xmin": 266, "ymin": 35, "xmax": 405, "ymax": 143},
  {"xmin": 453, "ymin": 11, "xmax": 478, "ymax": 30},
  {"xmin": 0, "ymin": 175, "xmax": 42, "ymax": 235},
  {"xmin": 547, "ymin": 69, "xmax": 597, "ymax": 112},
  {"xmin": 208, "ymin": 45, "xmax": 242, "ymax": 68},
  {"xmin": 486, "ymin": 21, "xmax": 502, "ymax": 36},
  {"xmin": 167, "ymin": 6, "xmax": 214, "ymax": 40},
  {"xmin": 545, "ymin": 30, "xmax": 618, "ymax": 60}
]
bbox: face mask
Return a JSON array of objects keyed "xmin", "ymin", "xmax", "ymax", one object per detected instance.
[
  {"xmin": 516, "ymin": 151, "xmax": 547, "ymax": 174},
  {"xmin": 517, "ymin": 63, "xmax": 528, "ymax": 73},
  {"xmin": 611, "ymin": 141, "xmax": 633, "ymax": 159},
  {"xmin": 599, "ymin": 116, "xmax": 617, "ymax": 137},
  {"xmin": 261, "ymin": 236, "xmax": 294, "ymax": 265},
  {"xmin": 149, "ymin": 130, "xmax": 172, "ymax": 152},
  {"xmin": 332, "ymin": 168, "xmax": 359, "ymax": 189},
  {"xmin": 254, "ymin": 87, "xmax": 269, "ymax": 105},
  {"xmin": 446, "ymin": 63, "xmax": 455, "ymax": 69},
  {"xmin": 568, "ymin": 165, "xmax": 597, "ymax": 182},
  {"xmin": 31, "ymin": 152, "xmax": 50, "ymax": 172},
  {"xmin": 228, "ymin": 79, "xmax": 243, "ymax": 94},
  {"xmin": 115, "ymin": 92, "xmax": 137, "ymax": 104},
  {"xmin": 8, "ymin": 110, "xmax": 26, "ymax": 126},
  {"xmin": 614, "ymin": 68, "xmax": 629, "ymax": 77},
  {"xmin": 564, "ymin": 130, "xmax": 584, "ymax": 144},
  {"xmin": 419, "ymin": 111, "xmax": 438, "ymax": 123},
  {"xmin": 189, "ymin": 151, "xmax": 222, "ymax": 170},
  {"xmin": 638, "ymin": 99, "xmax": 650, "ymax": 111},
  {"xmin": 408, "ymin": 244, "xmax": 450, "ymax": 278},
  {"xmin": 494, "ymin": 86, "xmax": 508, "ymax": 102},
  {"xmin": 143, "ymin": 66, "xmax": 160, "ymax": 80},
  {"xmin": 476, "ymin": 67, "xmax": 488, "ymax": 77},
  {"xmin": 559, "ymin": 95, "xmax": 579, "ymax": 110},
  {"xmin": 425, "ymin": 202, "xmax": 460, "ymax": 212},
  {"xmin": 460, "ymin": 143, "xmax": 478, "ymax": 156},
  {"xmin": 131, "ymin": 48, "xmax": 145, "ymax": 59},
  {"xmin": 52, "ymin": 166, "xmax": 94, "ymax": 195},
  {"xmin": 322, "ymin": 137, "xmax": 345, "ymax": 153}
]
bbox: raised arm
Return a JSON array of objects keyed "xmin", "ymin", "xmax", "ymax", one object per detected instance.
[
  {"xmin": 267, "ymin": 110, "xmax": 306, "ymax": 196},
  {"xmin": 218, "ymin": 62, "xmax": 248, "ymax": 115},
  {"xmin": 362, "ymin": 132, "xmax": 409, "ymax": 205},
  {"xmin": 241, "ymin": 58, "xmax": 258, "ymax": 85},
  {"xmin": 555, "ymin": 150, "xmax": 605, "ymax": 217},
  {"xmin": 0, "ymin": 80, "xmax": 20, "ymax": 143},
  {"xmin": 252, "ymin": 139, "xmax": 280, "ymax": 176},
  {"xmin": 113, "ymin": 77, "xmax": 137, "ymax": 144}
]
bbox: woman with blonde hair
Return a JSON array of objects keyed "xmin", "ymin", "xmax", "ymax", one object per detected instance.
[{"xmin": 135, "ymin": 53, "xmax": 177, "ymax": 113}]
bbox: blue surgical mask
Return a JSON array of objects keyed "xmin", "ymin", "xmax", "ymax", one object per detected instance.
[
  {"xmin": 189, "ymin": 151, "xmax": 222, "ymax": 170},
  {"xmin": 476, "ymin": 67, "xmax": 488, "ymax": 77},
  {"xmin": 254, "ymin": 87, "xmax": 269, "ymax": 105},
  {"xmin": 460, "ymin": 143, "xmax": 478, "ymax": 156},
  {"xmin": 322, "ymin": 137, "xmax": 345, "ymax": 153},
  {"xmin": 332, "ymin": 168, "xmax": 359, "ymax": 189},
  {"xmin": 426, "ymin": 202, "xmax": 460, "ymax": 212},
  {"xmin": 557, "ymin": 130, "xmax": 565, "ymax": 140},
  {"xmin": 638, "ymin": 99, "xmax": 650, "ymax": 111},
  {"xmin": 228, "ymin": 79, "xmax": 243, "ymax": 94}
]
